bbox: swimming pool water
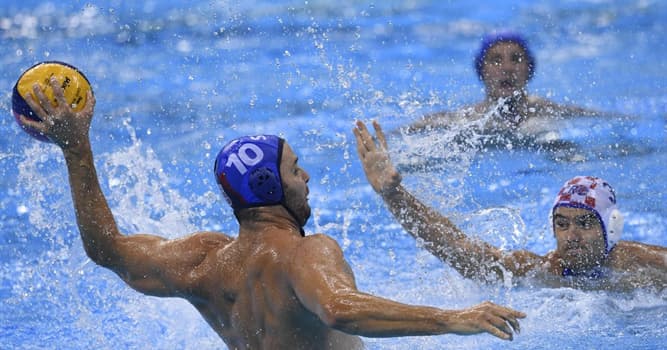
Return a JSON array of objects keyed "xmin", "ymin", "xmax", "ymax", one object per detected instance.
[{"xmin": 1, "ymin": 1, "xmax": 666, "ymax": 349}]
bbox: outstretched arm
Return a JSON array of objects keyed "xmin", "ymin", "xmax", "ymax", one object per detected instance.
[
  {"xmin": 530, "ymin": 96, "xmax": 632, "ymax": 120},
  {"xmin": 21, "ymin": 78, "xmax": 230, "ymax": 297},
  {"xmin": 402, "ymin": 111, "xmax": 451, "ymax": 134},
  {"xmin": 353, "ymin": 120, "xmax": 542, "ymax": 280},
  {"xmin": 290, "ymin": 234, "xmax": 525, "ymax": 340},
  {"xmin": 402, "ymin": 108, "xmax": 479, "ymax": 135},
  {"xmin": 613, "ymin": 241, "xmax": 667, "ymax": 290}
]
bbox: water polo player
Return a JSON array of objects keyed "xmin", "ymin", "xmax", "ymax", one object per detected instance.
[
  {"xmin": 406, "ymin": 31, "xmax": 615, "ymax": 136},
  {"xmin": 21, "ymin": 78, "xmax": 525, "ymax": 349},
  {"xmin": 355, "ymin": 120, "xmax": 667, "ymax": 291}
]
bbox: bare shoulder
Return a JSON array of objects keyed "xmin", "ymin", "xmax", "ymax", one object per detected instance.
[
  {"xmin": 525, "ymin": 95, "xmax": 552, "ymax": 105},
  {"xmin": 109, "ymin": 231, "xmax": 234, "ymax": 297},
  {"xmin": 295, "ymin": 234, "xmax": 343, "ymax": 258},
  {"xmin": 526, "ymin": 96, "xmax": 562, "ymax": 112},
  {"xmin": 170, "ymin": 231, "xmax": 234, "ymax": 249},
  {"xmin": 611, "ymin": 241, "xmax": 667, "ymax": 269},
  {"xmin": 288, "ymin": 234, "xmax": 351, "ymax": 277},
  {"xmin": 527, "ymin": 95, "xmax": 599, "ymax": 118},
  {"xmin": 426, "ymin": 104, "xmax": 480, "ymax": 122}
]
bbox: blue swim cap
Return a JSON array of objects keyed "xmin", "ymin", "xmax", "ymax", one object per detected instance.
[
  {"xmin": 474, "ymin": 32, "xmax": 535, "ymax": 81},
  {"xmin": 214, "ymin": 135, "xmax": 285, "ymax": 210}
]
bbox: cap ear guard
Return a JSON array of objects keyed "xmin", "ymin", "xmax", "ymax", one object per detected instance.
[
  {"xmin": 249, "ymin": 166, "xmax": 283, "ymax": 203},
  {"xmin": 605, "ymin": 208, "xmax": 623, "ymax": 252}
]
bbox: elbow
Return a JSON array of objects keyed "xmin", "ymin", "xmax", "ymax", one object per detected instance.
[
  {"xmin": 319, "ymin": 299, "xmax": 345, "ymax": 328},
  {"xmin": 82, "ymin": 242, "xmax": 117, "ymax": 269},
  {"xmin": 318, "ymin": 296, "xmax": 357, "ymax": 332}
]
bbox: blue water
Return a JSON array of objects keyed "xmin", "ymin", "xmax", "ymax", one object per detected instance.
[{"xmin": 1, "ymin": 1, "xmax": 666, "ymax": 349}]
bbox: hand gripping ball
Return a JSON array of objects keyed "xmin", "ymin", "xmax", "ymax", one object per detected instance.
[{"xmin": 11, "ymin": 61, "xmax": 92, "ymax": 142}]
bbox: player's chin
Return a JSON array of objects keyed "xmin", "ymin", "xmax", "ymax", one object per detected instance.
[{"xmin": 302, "ymin": 207, "xmax": 312, "ymax": 226}]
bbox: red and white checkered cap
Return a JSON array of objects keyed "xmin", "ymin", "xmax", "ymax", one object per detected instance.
[{"xmin": 552, "ymin": 176, "xmax": 621, "ymax": 253}]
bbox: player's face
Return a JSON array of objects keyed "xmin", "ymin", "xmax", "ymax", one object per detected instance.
[
  {"xmin": 280, "ymin": 143, "xmax": 311, "ymax": 226},
  {"xmin": 482, "ymin": 41, "xmax": 531, "ymax": 100},
  {"xmin": 553, "ymin": 206, "xmax": 607, "ymax": 272}
]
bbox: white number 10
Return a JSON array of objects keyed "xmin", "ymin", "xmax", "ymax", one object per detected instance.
[{"xmin": 226, "ymin": 144, "xmax": 264, "ymax": 175}]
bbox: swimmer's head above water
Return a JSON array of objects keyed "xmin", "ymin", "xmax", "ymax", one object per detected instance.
[
  {"xmin": 214, "ymin": 135, "xmax": 309, "ymax": 234},
  {"xmin": 475, "ymin": 31, "xmax": 536, "ymax": 82},
  {"xmin": 552, "ymin": 176, "xmax": 623, "ymax": 256},
  {"xmin": 475, "ymin": 32, "xmax": 536, "ymax": 101}
]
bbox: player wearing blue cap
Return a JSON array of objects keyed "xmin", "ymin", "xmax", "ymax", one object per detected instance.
[
  {"xmin": 407, "ymin": 32, "xmax": 609, "ymax": 136},
  {"xmin": 355, "ymin": 120, "xmax": 667, "ymax": 291},
  {"xmin": 21, "ymin": 78, "xmax": 526, "ymax": 349}
]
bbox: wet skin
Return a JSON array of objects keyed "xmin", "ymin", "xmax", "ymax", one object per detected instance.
[{"xmin": 20, "ymin": 78, "xmax": 526, "ymax": 348}]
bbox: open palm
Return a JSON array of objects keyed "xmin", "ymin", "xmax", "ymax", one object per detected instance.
[{"xmin": 353, "ymin": 120, "xmax": 402, "ymax": 194}]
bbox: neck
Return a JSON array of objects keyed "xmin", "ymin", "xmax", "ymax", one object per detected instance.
[
  {"xmin": 487, "ymin": 89, "xmax": 527, "ymax": 106},
  {"xmin": 237, "ymin": 206, "xmax": 304, "ymax": 237},
  {"xmin": 485, "ymin": 91, "xmax": 529, "ymax": 126}
]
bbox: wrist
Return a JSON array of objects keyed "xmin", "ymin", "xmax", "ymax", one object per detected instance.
[
  {"xmin": 62, "ymin": 138, "xmax": 92, "ymax": 158},
  {"xmin": 379, "ymin": 183, "xmax": 401, "ymax": 198},
  {"xmin": 379, "ymin": 172, "xmax": 402, "ymax": 197},
  {"xmin": 435, "ymin": 310, "xmax": 458, "ymax": 334}
]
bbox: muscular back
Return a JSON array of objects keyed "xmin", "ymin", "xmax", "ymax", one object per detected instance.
[{"xmin": 187, "ymin": 229, "xmax": 363, "ymax": 350}]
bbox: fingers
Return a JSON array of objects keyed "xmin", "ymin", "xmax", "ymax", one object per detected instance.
[
  {"xmin": 49, "ymin": 76, "xmax": 67, "ymax": 107},
  {"xmin": 477, "ymin": 315, "xmax": 517, "ymax": 341},
  {"xmin": 505, "ymin": 314, "xmax": 521, "ymax": 334},
  {"xmin": 372, "ymin": 120, "xmax": 388, "ymax": 150},
  {"xmin": 354, "ymin": 119, "xmax": 389, "ymax": 151},
  {"xmin": 353, "ymin": 120, "xmax": 377, "ymax": 158},
  {"xmin": 474, "ymin": 302, "xmax": 525, "ymax": 341},
  {"xmin": 353, "ymin": 126, "xmax": 366, "ymax": 159},
  {"xmin": 354, "ymin": 120, "xmax": 377, "ymax": 152},
  {"xmin": 491, "ymin": 302, "xmax": 526, "ymax": 319},
  {"xmin": 489, "ymin": 305, "xmax": 525, "ymax": 340},
  {"xmin": 483, "ymin": 322, "xmax": 512, "ymax": 340},
  {"xmin": 18, "ymin": 114, "xmax": 46, "ymax": 134},
  {"xmin": 83, "ymin": 89, "xmax": 96, "ymax": 114},
  {"xmin": 505, "ymin": 308, "xmax": 524, "ymax": 333},
  {"xmin": 26, "ymin": 84, "xmax": 51, "ymax": 118},
  {"xmin": 486, "ymin": 315, "xmax": 516, "ymax": 340}
]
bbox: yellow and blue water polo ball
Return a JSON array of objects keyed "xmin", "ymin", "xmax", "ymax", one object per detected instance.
[{"xmin": 12, "ymin": 61, "xmax": 92, "ymax": 142}]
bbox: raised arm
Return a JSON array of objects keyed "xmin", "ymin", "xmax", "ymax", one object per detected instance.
[
  {"xmin": 290, "ymin": 234, "xmax": 525, "ymax": 340},
  {"xmin": 21, "ymin": 78, "xmax": 231, "ymax": 297},
  {"xmin": 353, "ymin": 120, "xmax": 542, "ymax": 281}
]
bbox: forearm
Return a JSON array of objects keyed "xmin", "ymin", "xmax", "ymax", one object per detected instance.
[
  {"xmin": 324, "ymin": 291, "xmax": 457, "ymax": 337},
  {"xmin": 404, "ymin": 113, "xmax": 448, "ymax": 134},
  {"xmin": 381, "ymin": 185, "xmax": 464, "ymax": 249},
  {"xmin": 380, "ymin": 185, "xmax": 505, "ymax": 279},
  {"xmin": 62, "ymin": 141, "xmax": 121, "ymax": 266}
]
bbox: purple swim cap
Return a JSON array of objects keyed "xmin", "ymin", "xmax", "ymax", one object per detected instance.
[
  {"xmin": 474, "ymin": 32, "xmax": 535, "ymax": 81},
  {"xmin": 214, "ymin": 135, "xmax": 285, "ymax": 210}
]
